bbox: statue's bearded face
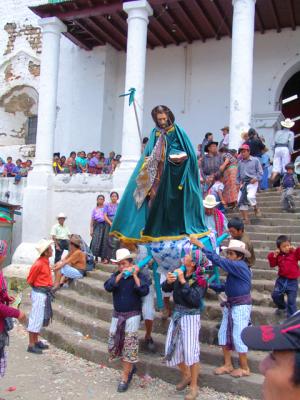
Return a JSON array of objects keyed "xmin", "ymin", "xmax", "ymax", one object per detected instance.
[{"xmin": 156, "ymin": 112, "xmax": 169, "ymax": 128}]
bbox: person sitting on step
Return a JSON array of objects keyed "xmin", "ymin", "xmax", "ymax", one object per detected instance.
[
  {"xmin": 162, "ymin": 248, "xmax": 207, "ymax": 400},
  {"xmin": 104, "ymin": 248, "xmax": 150, "ymax": 393},
  {"xmin": 27, "ymin": 239, "xmax": 54, "ymax": 354},
  {"xmin": 191, "ymin": 237, "xmax": 252, "ymax": 378},
  {"xmin": 268, "ymin": 235, "xmax": 300, "ymax": 318},
  {"xmin": 53, "ymin": 236, "xmax": 86, "ymax": 290}
]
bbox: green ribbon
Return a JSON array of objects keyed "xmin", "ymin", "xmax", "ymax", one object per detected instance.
[
  {"xmin": 119, "ymin": 87, "xmax": 136, "ymax": 106},
  {"xmin": 0, "ymin": 213, "xmax": 12, "ymax": 222}
]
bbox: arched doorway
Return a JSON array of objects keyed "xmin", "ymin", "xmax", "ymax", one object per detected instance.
[{"xmin": 279, "ymin": 71, "xmax": 300, "ymax": 159}]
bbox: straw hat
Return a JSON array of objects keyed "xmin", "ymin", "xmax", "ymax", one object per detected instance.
[
  {"xmin": 111, "ymin": 248, "xmax": 136, "ymax": 263},
  {"xmin": 70, "ymin": 236, "xmax": 81, "ymax": 247},
  {"xmin": 203, "ymin": 194, "xmax": 220, "ymax": 209},
  {"xmin": 36, "ymin": 239, "xmax": 53, "ymax": 255},
  {"xmin": 221, "ymin": 239, "xmax": 251, "ymax": 258},
  {"xmin": 281, "ymin": 118, "xmax": 295, "ymax": 129}
]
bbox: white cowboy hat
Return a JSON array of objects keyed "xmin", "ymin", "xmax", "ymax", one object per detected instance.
[
  {"xmin": 57, "ymin": 212, "xmax": 67, "ymax": 219},
  {"xmin": 203, "ymin": 194, "xmax": 220, "ymax": 209},
  {"xmin": 221, "ymin": 239, "xmax": 251, "ymax": 258},
  {"xmin": 111, "ymin": 248, "xmax": 136, "ymax": 263},
  {"xmin": 281, "ymin": 118, "xmax": 295, "ymax": 129},
  {"xmin": 36, "ymin": 239, "xmax": 53, "ymax": 255}
]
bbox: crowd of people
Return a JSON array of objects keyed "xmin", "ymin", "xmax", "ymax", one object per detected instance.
[
  {"xmin": 1, "ymin": 114, "xmax": 300, "ymax": 399},
  {"xmin": 0, "ymin": 156, "xmax": 33, "ymax": 184},
  {"xmin": 52, "ymin": 150, "xmax": 121, "ymax": 175},
  {"xmin": 198, "ymin": 118, "xmax": 299, "ymax": 223}
]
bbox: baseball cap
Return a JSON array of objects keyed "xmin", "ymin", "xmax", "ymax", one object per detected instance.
[{"xmin": 242, "ymin": 311, "xmax": 300, "ymax": 351}]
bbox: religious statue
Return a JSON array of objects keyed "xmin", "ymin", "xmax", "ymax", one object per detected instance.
[{"xmin": 110, "ymin": 105, "xmax": 209, "ymax": 242}]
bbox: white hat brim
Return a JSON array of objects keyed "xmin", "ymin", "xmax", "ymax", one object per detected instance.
[
  {"xmin": 281, "ymin": 121, "xmax": 295, "ymax": 128},
  {"xmin": 110, "ymin": 253, "xmax": 136, "ymax": 263},
  {"xmin": 221, "ymin": 246, "xmax": 251, "ymax": 259},
  {"xmin": 36, "ymin": 240, "xmax": 54, "ymax": 255},
  {"xmin": 203, "ymin": 201, "xmax": 220, "ymax": 208}
]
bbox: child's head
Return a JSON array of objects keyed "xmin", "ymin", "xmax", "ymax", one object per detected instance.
[
  {"xmin": 228, "ymin": 217, "xmax": 244, "ymax": 240},
  {"xmin": 36, "ymin": 239, "xmax": 53, "ymax": 259},
  {"xmin": 285, "ymin": 163, "xmax": 295, "ymax": 174},
  {"xmin": 276, "ymin": 235, "xmax": 291, "ymax": 254},
  {"xmin": 0, "ymin": 240, "xmax": 8, "ymax": 269},
  {"xmin": 118, "ymin": 258, "xmax": 134, "ymax": 273},
  {"xmin": 223, "ymin": 239, "xmax": 250, "ymax": 261},
  {"xmin": 214, "ymin": 171, "xmax": 223, "ymax": 183}
]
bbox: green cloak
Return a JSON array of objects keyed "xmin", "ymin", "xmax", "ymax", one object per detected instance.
[{"xmin": 111, "ymin": 123, "xmax": 208, "ymax": 242}]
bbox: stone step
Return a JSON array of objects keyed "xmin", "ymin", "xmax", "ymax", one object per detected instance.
[
  {"xmin": 245, "ymin": 225, "xmax": 300, "ymax": 233},
  {"xmin": 227, "ymin": 213, "xmax": 300, "ymax": 224},
  {"xmin": 88, "ymin": 267, "xmax": 278, "ymax": 284},
  {"xmin": 41, "ymin": 320, "xmax": 263, "ymax": 399},
  {"xmin": 256, "ymin": 199, "xmax": 300, "ymax": 206},
  {"xmin": 51, "ymin": 301, "xmax": 265, "ymax": 374},
  {"xmin": 55, "ymin": 289, "xmax": 219, "ymax": 343},
  {"xmin": 60, "ymin": 278, "xmax": 298, "ymax": 323},
  {"xmin": 73, "ymin": 276, "xmax": 280, "ymax": 305},
  {"xmin": 248, "ymin": 233, "xmax": 300, "ymax": 242},
  {"xmin": 257, "ymin": 191, "xmax": 300, "ymax": 200}
]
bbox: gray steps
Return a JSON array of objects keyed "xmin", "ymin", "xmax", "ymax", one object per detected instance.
[
  {"xmin": 245, "ymin": 225, "xmax": 300, "ymax": 234},
  {"xmin": 41, "ymin": 320, "xmax": 263, "ymax": 399},
  {"xmin": 51, "ymin": 301, "xmax": 265, "ymax": 374}
]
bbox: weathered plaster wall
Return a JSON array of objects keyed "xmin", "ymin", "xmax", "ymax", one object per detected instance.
[{"xmin": 0, "ymin": 0, "xmax": 41, "ymax": 156}]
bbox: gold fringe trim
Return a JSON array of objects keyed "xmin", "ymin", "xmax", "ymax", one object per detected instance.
[{"xmin": 110, "ymin": 229, "xmax": 211, "ymax": 244}]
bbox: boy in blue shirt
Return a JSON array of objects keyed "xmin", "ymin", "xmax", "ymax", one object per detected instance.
[
  {"xmin": 191, "ymin": 237, "xmax": 252, "ymax": 378},
  {"xmin": 280, "ymin": 163, "xmax": 299, "ymax": 212},
  {"xmin": 104, "ymin": 248, "xmax": 149, "ymax": 393}
]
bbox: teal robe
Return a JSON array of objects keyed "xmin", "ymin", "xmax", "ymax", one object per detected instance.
[{"xmin": 111, "ymin": 123, "xmax": 208, "ymax": 242}]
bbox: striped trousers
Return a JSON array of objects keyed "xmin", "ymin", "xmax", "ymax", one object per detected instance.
[
  {"xmin": 218, "ymin": 304, "xmax": 252, "ymax": 353},
  {"xmin": 27, "ymin": 291, "xmax": 47, "ymax": 333},
  {"xmin": 165, "ymin": 314, "xmax": 201, "ymax": 367}
]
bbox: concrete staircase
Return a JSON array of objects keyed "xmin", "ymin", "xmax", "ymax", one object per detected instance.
[{"xmin": 39, "ymin": 190, "xmax": 300, "ymax": 399}]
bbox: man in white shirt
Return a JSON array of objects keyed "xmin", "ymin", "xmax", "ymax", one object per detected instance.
[
  {"xmin": 219, "ymin": 126, "xmax": 229, "ymax": 150},
  {"xmin": 271, "ymin": 118, "xmax": 295, "ymax": 182},
  {"xmin": 50, "ymin": 213, "xmax": 71, "ymax": 263}
]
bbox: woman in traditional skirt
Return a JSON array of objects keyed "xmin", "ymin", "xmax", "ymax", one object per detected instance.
[
  {"xmin": 220, "ymin": 149, "xmax": 239, "ymax": 207},
  {"xmin": 162, "ymin": 249, "xmax": 207, "ymax": 400},
  {"xmin": 90, "ymin": 194, "xmax": 106, "ymax": 262},
  {"xmin": 102, "ymin": 192, "xmax": 120, "ymax": 263},
  {"xmin": 0, "ymin": 240, "xmax": 26, "ymax": 376}
]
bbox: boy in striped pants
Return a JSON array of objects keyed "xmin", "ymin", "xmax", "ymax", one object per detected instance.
[
  {"xmin": 191, "ymin": 237, "xmax": 252, "ymax": 378},
  {"xmin": 27, "ymin": 240, "xmax": 54, "ymax": 354}
]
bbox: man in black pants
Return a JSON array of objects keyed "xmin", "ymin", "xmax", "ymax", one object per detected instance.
[{"xmin": 51, "ymin": 213, "xmax": 71, "ymax": 263}]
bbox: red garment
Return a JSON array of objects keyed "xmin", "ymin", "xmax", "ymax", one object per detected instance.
[
  {"xmin": 27, "ymin": 257, "xmax": 53, "ymax": 287},
  {"xmin": 268, "ymin": 247, "xmax": 300, "ymax": 279},
  {"xmin": 213, "ymin": 209, "xmax": 225, "ymax": 237},
  {"xmin": 0, "ymin": 272, "xmax": 20, "ymax": 333}
]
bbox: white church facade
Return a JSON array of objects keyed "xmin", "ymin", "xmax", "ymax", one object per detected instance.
[{"xmin": 0, "ymin": 0, "xmax": 299, "ymax": 268}]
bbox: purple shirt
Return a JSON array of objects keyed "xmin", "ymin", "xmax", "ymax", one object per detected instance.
[
  {"xmin": 91, "ymin": 206, "xmax": 105, "ymax": 223},
  {"xmin": 4, "ymin": 163, "xmax": 16, "ymax": 174},
  {"xmin": 89, "ymin": 157, "xmax": 99, "ymax": 168},
  {"xmin": 104, "ymin": 203, "xmax": 118, "ymax": 220}
]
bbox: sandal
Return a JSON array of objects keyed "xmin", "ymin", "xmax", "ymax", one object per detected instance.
[
  {"xmin": 230, "ymin": 368, "xmax": 251, "ymax": 378},
  {"xmin": 214, "ymin": 365, "xmax": 234, "ymax": 375}
]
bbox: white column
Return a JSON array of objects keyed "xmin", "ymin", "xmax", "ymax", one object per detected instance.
[
  {"xmin": 12, "ymin": 17, "xmax": 67, "ymax": 266},
  {"xmin": 34, "ymin": 17, "xmax": 67, "ymax": 171},
  {"xmin": 229, "ymin": 0, "xmax": 256, "ymax": 149},
  {"xmin": 121, "ymin": 0, "xmax": 153, "ymax": 164}
]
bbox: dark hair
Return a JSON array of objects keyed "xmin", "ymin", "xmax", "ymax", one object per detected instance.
[
  {"xmin": 214, "ymin": 171, "xmax": 223, "ymax": 181},
  {"xmin": 248, "ymin": 128, "xmax": 257, "ymax": 138},
  {"xmin": 285, "ymin": 163, "xmax": 295, "ymax": 171},
  {"xmin": 228, "ymin": 217, "xmax": 244, "ymax": 232},
  {"xmin": 16, "ymin": 159, "xmax": 22, "ymax": 163},
  {"xmin": 70, "ymin": 151, "xmax": 76, "ymax": 157},
  {"xmin": 293, "ymin": 351, "xmax": 300, "ymax": 386},
  {"xmin": 142, "ymin": 137, "xmax": 149, "ymax": 144},
  {"xmin": 97, "ymin": 194, "xmax": 105, "ymax": 201},
  {"xmin": 205, "ymin": 132, "xmax": 213, "ymax": 139},
  {"xmin": 234, "ymin": 251, "xmax": 245, "ymax": 259},
  {"xmin": 127, "ymin": 258, "xmax": 133, "ymax": 264},
  {"xmin": 276, "ymin": 235, "xmax": 290, "ymax": 248},
  {"xmin": 7, "ymin": 156, "xmax": 12, "ymax": 161},
  {"xmin": 110, "ymin": 191, "xmax": 119, "ymax": 199}
]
